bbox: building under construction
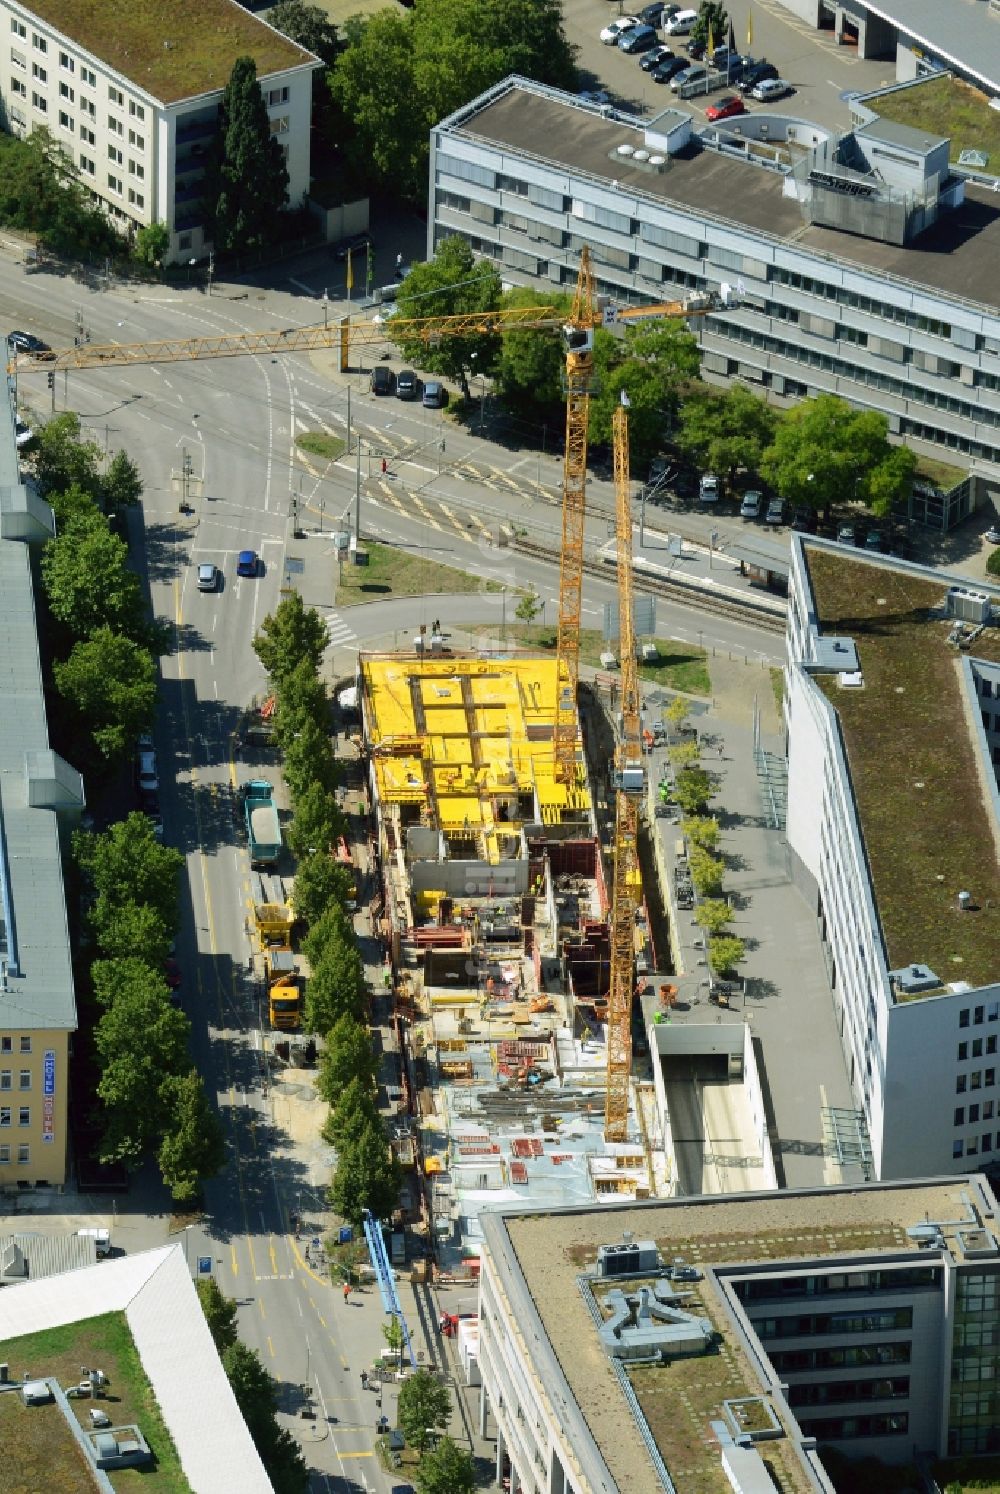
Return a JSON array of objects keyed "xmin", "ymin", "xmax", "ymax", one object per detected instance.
[{"xmin": 358, "ymin": 648, "xmax": 665, "ymax": 1266}]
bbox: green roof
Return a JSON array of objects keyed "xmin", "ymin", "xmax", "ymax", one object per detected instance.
[
  {"xmin": 806, "ymin": 545, "xmax": 1000, "ymax": 994},
  {"xmin": 27, "ymin": 0, "xmax": 316, "ymax": 105}
]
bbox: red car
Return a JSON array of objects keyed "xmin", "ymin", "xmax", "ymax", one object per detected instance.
[
  {"xmin": 164, "ymin": 958, "xmax": 182, "ymax": 991},
  {"xmin": 705, "ymin": 94, "xmax": 747, "ymax": 122}
]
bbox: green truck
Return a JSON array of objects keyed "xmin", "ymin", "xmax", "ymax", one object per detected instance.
[{"xmin": 243, "ymin": 780, "xmax": 282, "ymax": 868}]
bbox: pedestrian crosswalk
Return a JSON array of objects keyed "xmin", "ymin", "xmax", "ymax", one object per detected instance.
[{"xmin": 324, "ymin": 611, "xmax": 357, "ymax": 651}]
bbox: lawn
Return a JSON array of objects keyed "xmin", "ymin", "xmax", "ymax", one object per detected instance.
[
  {"xmin": 297, "ymin": 432, "xmax": 347, "ymax": 462},
  {"xmin": 463, "ymin": 624, "xmax": 711, "ymax": 694},
  {"xmin": 806, "ymin": 546, "xmax": 1000, "ymax": 989},
  {"xmin": 0, "ymin": 1312, "xmax": 189, "ymax": 1492},
  {"xmin": 335, "ymin": 540, "xmax": 500, "ymax": 605},
  {"xmin": 867, "ymin": 74, "xmax": 1000, "ymax": 169},
  {"xmin": 914, "ymin": 453, "xmax": 967, "ymax": 492}
]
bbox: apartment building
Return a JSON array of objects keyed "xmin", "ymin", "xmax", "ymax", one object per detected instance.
[
  {"xmin": 0, "ymin": 0, "xmax": 319, "ymax": 260},
  {"xmin": 476, "ymin": 1178, "xmax": 1000, "ymax": 1494},
  {"xmin": 429, "ymin": 77, "xmax": 1000, "ymax": 488},
  {"xmin": 0, "ymin": 403, "xmax": 82, "ymax": 1193}
]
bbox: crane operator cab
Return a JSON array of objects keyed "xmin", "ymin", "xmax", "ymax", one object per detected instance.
[{"xmin": 563, "ymin": 325, "xmax": 594, "ymax": 356}]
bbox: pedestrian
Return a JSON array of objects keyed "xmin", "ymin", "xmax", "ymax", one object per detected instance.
[
  {"xmin": 360, "ymin": 1369, "xmax": 368, "ymax": 1388},
  {"xmin": 343, "ymin": 1282, "xmax": 351, "ymax": 1304},
  {"xmin": 396, "ymin": 252, "xmax": 403, "ymax": 270},
  {"xmin": 381, "ymin": 457, "xmax": 387, "ymax": 476}
]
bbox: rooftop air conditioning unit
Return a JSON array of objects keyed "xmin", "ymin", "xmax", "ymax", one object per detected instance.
[
  {"xmin": 633, "ymin": 149, "xmax": 650, "ymax": 162},
  {"xmin": 617, "ymin": 144, "xmax": 635, "ymax": 158},
  {"xmin": 947, "ymin": 585, "xmax": 991, "ymax": 624}
]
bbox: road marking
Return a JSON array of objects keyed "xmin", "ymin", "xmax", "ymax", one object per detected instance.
[
  {"xmin": 231, "ymin": 1242, "xmax": 239, "ymax": 1277},
  {"xmin": 318, "ymin": 1314, "xmax": 327, "ymax": 1329},
  {"xmin": 339, "ymin": 1452, "xmax": 375, "ymax": 1459},
  {"xmin": 259, "ymin": 1297, "xmax": 267, "ymax": 1319},
  {"xmin": 267, "ymin": 1336, "xmax": 275, "ymax": 1358}
]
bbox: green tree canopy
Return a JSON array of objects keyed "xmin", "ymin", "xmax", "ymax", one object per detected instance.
[
  {"xmin": 93, "ymin": 900, "xmax": 171, "ymax": 967},
  {"xmin": 196, "ymin": 1277, "xmax": 239, "ymax": 1354},
  {"xmin": 33, "ymin": 413, "xmax": 103, "ymax": 502},
  {"xmin": 691, "ymin": 0, "xmax": 730, "ymax": 51},
  {"xmin": 76, "ymin": 814, "xmax": 184, "ymax": 940},
  {"xmin": 393, "ymin": 237, "xmax": 502, "ymax": 396},
  {"xmin": 676, "ymin": 384, "xmax": 778, "ymax": 486},
  {"xmin": 292, "ymin": 851, "xmax": 355, "ymax": 928},
  {"xmin": 323, "ymin": 1074, "xmax": 381, "ymax": 1147},
  {"xmin": 328, "ymin": 1119, "xmax": 401, "ymax": 1227},
  {"xmin": 330, "ymin": 0, "xmax": 576, "ymax": 204},
  {"xmin": 304, "ymin": 906, "xmax": 367, "ymax": 1031},
  {"xmin": 273, "ymin": 658, "xmax": 333, "ymax": 749},
  {"xmin": 317, "ymin": 1014, "xmax": 378, "ymax": 1102},
  {"xmin": 589, "ymin": 320, "xmax": 700, "ymax": 465},
  {"xmin": 94, "ymin": 986, "xmax": 190, "ymax": 1165},
  {"xmin": 282, "ymin": 718, "xmax": 341, "ymax": 802},
  {"xmin": 286, "ymin": 780, "xmax": 346, "ymax": 859},
  {"xmin": 414, "ymin": 1436, "xmax": 476, "ymax": 1494},
  {"xmin": 0, "ymin": 128, "xmax": 124, "ymax": 258},
  {"xmin": 254, "ymin": 592, "xmax": 328, "ymax": 688},
  {"xmin": 102, "ymin": 448, "xmax": 144, "ymax": 509},
  {"xmin": 222, "ymin": 1343, "xmax": 310, "ymax": 1494},
  {"xmin": 708, "ymin": 933, "xmax": 746, "ymax": 976},
  {"xmin": 674, "ymin": 766, "xmax": 716, "ymax": 815},
  {"xmin": 396, "ymin": 1369, "xmax": 452, "ymax": 1454},
  {"xmin": 267, "ymin": 0, "xmax": 339, "ymax": 64},
  {"xmin": 205, "ymin": 57, "xmax": 289, "ymax": 253},
  {"xmin": 53, "ymin": 628, "xmax": 157, "ymax": 759},
  {"xmin": 91, "ymin": 955, "xmax": 171, "ymax": 1011},
  {"xmin": 133, "ymin": 222, "xmax": 170, "ymax": 266},
  {"xmin": 42, "ymin": 519, "xmax": 146, "ymax": 641},
  {"xmin": 157, "ymin": 1070, "xmax": 227, "ymax": 1204},
  {"xmin": 493, "ymin": 287, "xmax": 571, "ymax": 424},
  {"xmin": 760, "ymin": 393, "xmax": 916, "ymax": 517}
]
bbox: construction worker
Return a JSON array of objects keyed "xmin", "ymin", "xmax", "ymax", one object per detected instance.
[{"xmin": 343, "ymin": 1282, "xmax": 351, "ymax": 1304}]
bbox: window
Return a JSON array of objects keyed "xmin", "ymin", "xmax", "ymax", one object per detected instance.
[
  {"xmin": 10, "ymin": 76, "xmax": 25, "ymax": 97},
  {"xmin": 970, "ymin": 1104, "xmax": 980, "ymax": 1123},
  {"xmin": 988, "ymin": 1069, "xmax": 996, "ymax": 1087},
  {"xmin": 959, "ymin": 1043, "xmax": 969, "ymax": 1061},
  {"xmin": 10, "ymin": 17, "xmax": 25, "ymax": 37},
  {"xmin": 269, "ymin": 116, "xmax": 289, "ymax": 136},
  {"xmin": 0, "ymin": 1108, "xmax": 9, "ymax": 1127},
  {"xmin": 59, "ymin": 50, "xmax": 73, "ymax": 72},
  {"xmin": 18, "ymin": 1107, "xmax": 28, "ymax": 1126},
  {"xmin": 972, "ymin": 1071, "xmax": 983, "ymax": 1091},
  {"xmin": 17, "ymin": 1070, "xmax": 30, "ymax": 1091},
  {"xmin": 973, "ymin": 1039, "xmax": 984, "ymax": 1058},
  {"xmin": 990, "ymin": 1036, "xmax": 998, "ymax": 1055},
  {"xmin": 59, "ymin": 80, "xmax": 73, "ymax": 100},
  {"xmin": 10, "ymin": 47, "xmax": 25, "ymax": 70},
  {"xmin": 985, "ymin": 1101, "xmax": 995, "ymax": 1121},
  {"xmin": 0, "ymin": 1072, "xmax": 9, "ymax": 1091},
  {"xmin": 17, "ymin": 1143, "xmax": 28, "ymax": 1165},
  {"xmin": 984, "ymin": 1134, "xmax": 994, "ymax": 1153},
  {"xmin": 107, "ymin": 114, "xmax": 123, "ymax": 136},
  {"xmin": 107, "ymin": 173, "xmax": 122, "ymax": 195},
  {"xmin": 80, "ymin": 125, "xmax": 95, "ymax": 146},
  {"xmin": 19, "ymin": 1037, "xmax": 30, "ymax": 1054},
  {"xmin": 961, "ymin": 1009, "xmax": 971, "ymax": 1028},
  {"xmin": 267, "ymin": 86, "xmax": 289, "ymax": 105},
  {"xmin": 58, "ymin": 110, "xmax": 72, "ymax": 130},
  {"xmin": 82, "ymin": 97, "xmax": 96, "ymax": 120},
  {"xmin": 108, "ymin": 144, "xmax": 122, "ymax": 165},
  {"xmin": 0, "ymin": 1145, "xmax": 8, "ymax": 1163},
  {"xmin": 128, "ymin": 187, "xmax": 145, "ymax": 208},
  {"xmin": 128, "ymin": 128, "xmax": 144, "ymax": 150},
  {"xmin": 976, "ymin": 1006, "xmax": 985, "ymax": 1024},
  {"xmin": 108, "ymin": 84, "xmax": 124, "ymax": 105},
  {"xmin": 32, "ymin": 62, "xmax": 46, "ymax": 81},
  {"xmin": 31, "ymin": 91, "xmax": 47, "ymax": 113},
  {"xmin": 954, "ymin": 1140, "xmax": 965, "ymax": 1158},
  {"xmin": 32, "ymin": 32, "xmax": 47, "ymax": 52},
  {"xmin": 127, "ymin": 159, "xmax": 144, "ymax": 179},
  {"xmin": 958, "ymin": 1075, "xmax": 968, "ymax": 1094},
  {"xmin": 81, "ymin": 65, "xmax": 96, "ymax": 87},
  {"xmin": 79, "ymin": 153, "xmax": 94, "ymax": 175},
  {"xmin": 0, "ymin": 1038, "xmax": 10, "ymax": 1054},
  {"xmin": 128, "ymin": 99, "xmax": 144, "ymax": 118}
]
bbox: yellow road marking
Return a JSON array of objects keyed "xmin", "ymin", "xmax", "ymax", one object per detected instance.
[
  {"xmin": 318, "ymin": 1314, "xmax": 327, "ymax": 1329},
  {"xmin": 436, "ymin": 500, "xmax": 474, "ymax": 542},
  {"xmin": 412, "ymin": 494, "xmax": 443, "ymax": 530},
  {"xmin": 269, "ymin": 1239, "xmax": 278, "ymax": 1275},
  {"xmin": 339, "ymin": 1452, "xmax": 374, "ymax": 1459},
  {"xmin": 230, "ymin": 1242, "xmax": 239, "ymax": 1277},
  {"xmin": 259, "ymin": 1297, "xmax": 267, "ymax": 1319},
  {"xmin": 267, "ymin": 1336, "xmax": 275, "ymax": 1357}
]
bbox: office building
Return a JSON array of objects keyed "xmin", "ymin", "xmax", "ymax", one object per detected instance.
[{"xmin": 0, "ymin": 0, "xmax": 319, "ymax": 260}]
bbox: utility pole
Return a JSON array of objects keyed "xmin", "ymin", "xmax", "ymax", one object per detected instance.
[
  {"xmin": 346, "ymin": 385, "xmax": 351, "ymax": 454},
  {"xmin": 354, "ymin": 440, "xmax": 361, "ymax": 541},
  {"xmin": 207, "ymin": 250, "xmax": 215, "ymax": 298},
  {"xmin": 323, "ymin": 288, "xmax": 328, "ymax": 328}
]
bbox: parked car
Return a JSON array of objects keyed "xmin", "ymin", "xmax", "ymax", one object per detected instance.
[
  {"xmin": 699, "ymin": 472, "xmax": 720, "ymax": 503},
  {"xmin": 836, "ymin": 523, "xmax": 856, "ymax": 546},
  {"xmin": 765, "ymin": 497, "xmax": 786, "ymax": 525},
  {"xmin": 197, "ymin": 562, "xmax": 220, "ymax": 592},
  {"xmin": 164, "ymin": 958, "xmax": 182, "ymax": 991},
  {"xmin": 740, "ymin": 490, "xmax": 762, "ymax": 520},
  {"xmin": 663, "ymin": 7, "xmax": 697, "ymax": 34},
  {"xmin": 865, "ymin": 529, "xmax": 887, "ymax": 552},
  {"xmin": 333, "ymin": 233, "xmax": 369, "ymax": 261},
  {"xmin": 600, "ymin": 16, "xmax": 638, "ymax": 43},
  {"xmin": 135, "ymin": 749, "xmax": 158, "ymax": 798},
  {"xmin": 641, "ymin": 44, "xmax": 674, "ymax": 70},
  {"xmin": 670, "ymin": 64, "xmax": 706, "ymax": 91},
  {"xmin": 396, "ymin": 369, "xmax": 419, "ymax": 401},
  {"xmin": 791, "ymin": 506, "xmax": 817, "ymax": 533},
  {"xmin": 7, "ymin": 330, "xmax": 51, "ymax": 357},
  {"xmin": 370, "ymin": 365, "xmax": 396, "ymax": 396},
  {"xmin": 686, "ymin": 38, "xmax": 706, "ymax": 60},
  {"xmin": 422, "ymin": 380, "xmax": 447, "ymax": 408},
  {"xmin": 653, "ymin": 56, "xmax": 689, "ymax": 82},
  {"xmin": 620, "ymin": 23, "xmax": 658, "ymax": 51},
  {"xmin": 236, "ymin": 549, "xmax": 259, "ymax": 577},
  {"xmin": 739, "ymin": 61, "xmax": 778, "ymax": 94},
  {"xmin": 752, "ymin": 77, "xmax": 792, "ymax": 102},
  {"xmin": 640, "ymin": 1, "xmax": 666, "ymax": 24},
  {"xmin": 705, "ymin": 94, "xmax": 746, "ymax": 122},
  {"xmin": 14, "ymin": 419, "xmax": 32, "ymax": 448}
]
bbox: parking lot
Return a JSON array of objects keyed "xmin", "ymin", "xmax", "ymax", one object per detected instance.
[{"xmin": 566, "ymin": 0, "xmax": 895, "ymax": 132}]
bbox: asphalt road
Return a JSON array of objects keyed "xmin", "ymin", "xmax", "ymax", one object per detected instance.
[{"xmin": 2, "ymin": 249, "xmax": 783, "ymax": 1490}]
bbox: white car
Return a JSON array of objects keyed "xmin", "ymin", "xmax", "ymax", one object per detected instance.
[
  {"xmin": 14, "ymin": 419, "xmax": 32, "ymax": 448},
  {"xmin": 600, "ymin": 16, "xmax": 639, "ymax": 44},
  {"xmin": 752, "ymin": 77, "xmax": 791, "ymax": 102}
]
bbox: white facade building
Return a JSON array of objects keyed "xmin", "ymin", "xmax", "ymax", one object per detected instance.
[{"xmin": 0, "ymin": 0, "xmax": 318, "ymax": 260}]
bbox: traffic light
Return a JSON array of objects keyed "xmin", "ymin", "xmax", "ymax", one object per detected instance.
[{"xmin": 46, "ymin": 372, "xmax": 54, "ymax": 390}]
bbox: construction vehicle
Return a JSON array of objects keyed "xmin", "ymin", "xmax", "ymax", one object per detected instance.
[
  {"xmin": 252, "ymin": 872, "xmax": 294, "ymax": 944},
  {"xmin": 265, "ymin": 949, "xmax": 302, "ymax": 1030},
  {"xmin": 336, "ymin": 835, "xmax": 358, "ymax": 909},
  {"xmin": 242, "ymin": 780, "xmax": 281, "ymax": 868}
]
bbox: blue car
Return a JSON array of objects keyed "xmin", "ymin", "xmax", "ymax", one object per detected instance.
[{"xmin": 237, "ymin": 550, "xmax": 258, "ymax": 577}]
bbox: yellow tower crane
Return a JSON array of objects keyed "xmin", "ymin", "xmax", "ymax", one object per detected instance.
[{"xmin": 605, "ymin": 398, "xmax": 645, "ymax": 1141}]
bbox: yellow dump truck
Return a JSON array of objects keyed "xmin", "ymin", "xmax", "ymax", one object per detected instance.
[
  {"xmin": 264, "ymin": 947, "xmax": 302, "ymax": 1030},
  {"xmin": 252, "ymin": 873, "xmax": 295, "ymax": 945}
]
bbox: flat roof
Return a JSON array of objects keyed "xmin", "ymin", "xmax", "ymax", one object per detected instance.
[
  {"xmin": 487, "ymin": 1178, "xmax": 987, "ymax": 1494},
  {"xmin": 22, "ymin": 0, "xmax": 316, "ymax": 104},
  {"xmin": 446, "ymin": 81, "xmax": 1000, "ymax": 318},
  {"xmin": 860, "ymin": 0, "xmax": 1000, "ymax": 94},
  {"xmin": 803, "ymin": 543, "xmax": 1000, "ymax": 992},
  {"xmin": 361, "ymin": 653, "xmax": 591, "ymax": 847}
]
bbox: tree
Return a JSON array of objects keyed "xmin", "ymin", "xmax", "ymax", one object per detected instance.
[
  {"xmin": 267, "ymin": 0, "xmax": 339, "ymax": 64},
  {"xmin": 102, "ymin": 449, "xmax": 144, "ymax": 510},
  {"xmin": 158, "ymin": 1070, "xmax": 227, "ymax": 1204},
  {"xmin": 196, "ymin": 1277, "xmax": 239, "ymax": 1354},
  {"xmin": 94, "ymin": 987, "xmax": 190, "ymax": 1165},
  {"xmin": 317, "ymin": 1015, "xmax": 378, "ymax": 1102},
  {"xmin": 691, "ymin": 0, "xmax": 730, "ymax": 52},
  {"xmin": 273, "ymin": 660, "xmax": 333, "ymax": 748},
  {"xmin": 689, "ymin": 844, "xmax": 724, "ymax": 897},
  {"xmin": 680, "ymin": 815, "xmax": 719, "ymax": 851},
  {"xmin": 666, "ymin": 697, "xmax": 691, "ymax": 730},
  {"xmin": 0, "ymin": 128, "xmax": 124, "ymax": 259},
  {"xmin": 694, "ymin": 898, "xmax": 732, "ymax": 935},
  {"xmin": 223, "ymin": 1342, "xmax": 310, "ymax": 1494},
  {"xmin": 42, "ymin": 519, "xmax": 146, "ymax": 641},
  {"xmin": 76, "ymin": 814, "xmax": 184, "ymax": 940},
  {"xmin": 382, "ymin": 1315, "xmax": 405, "ymax": 1369},
  {"xmin": 515, "ymin": 588, "xmax": 543, "ymax": 625},
  {"xmin": 34, "ymin": 413, "xmax": 103, "ymax": 502},
  {"xmin": 414, "ymin": 1437, "xmax": 476, "ymax": 1494},
  {"xmin": 668, "ymin": 741, "xmax": 700, "ymax": 770},
  {"xmin": 494, "ymin": 287, "xmax": 572, "ymax": 423},
  {"xmin": 673, "ymin": 766, "xmax": 716, "ymax": 814},
  {"xmin": 254, "ymin": 592, "xmax": 328, "ymax": 688},
  {"xmin": 282, "ymin": 718, "xmax": 341, "ymax": 802},
  {"xmin": 292, "ymin": 851, "xmax": 355, "ymax": 928},
  {"xmin": 676, "ymin": 384, "xmax": 777, "ymax": 487},
  {"xmin": 93, "ymin": 901, "xmax": 171, "ymax": 967},
  {"xmin": 205, "ymin": 57, "xmax": 289, "ymax": 253},
  {"xmin": 322, "ymin": 1074, "xmax": 381, "ymax": 1148},
  {"xmin": 394, "ymin": 237, "xmax": 501, "ymax": 396},
  {"xmin": 286, "ymin": 780, "xmax": 346, "ymax": 858},
  {"xmin": 760, "ymin": 393, "xmax": 916, "ymax": 518},
  {"xmin": 588, "ymin": 320, "xmax": 700, "ymax": 464},
  {"xmin": 53, "ymin": 628, "xmax": 158, "ymax": 759},
  {"xmin": 708, "ymin": 933, "xmax": 746, "ymax": 976},
  {"xmin": 91, "ymin": 955, "xmax": 171, "ymax": 1010},
  {"xmin": 133, "ymin": 221, "xmax": 170, "ymax": 267},
  {"xmin": 328, "ymin": 1120, "xmax": 401, "ymax": 1227},
  {"xmin": 305, "ymin": 926, "xmax": 367, "ymax": 1031},
  {"xmin": 396, "ymin": 1369, "xmax": 452, "ymax": 1454}
]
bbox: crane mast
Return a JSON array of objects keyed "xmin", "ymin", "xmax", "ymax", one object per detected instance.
[
  {"xmin": 605, "ymin": 400, "xmax": 644, "ymax": 1142},
  {"xmin": 553, "ymin": 249, "xmax": 598, "ymax": 786}
]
